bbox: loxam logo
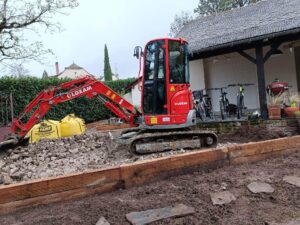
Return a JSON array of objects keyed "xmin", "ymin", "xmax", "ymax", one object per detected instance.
[
  {"xmin": 39, "ymin": 125, "xmax": 52, "ymax": 133},
  {"xmin": 174, "ymin": 102, "xmax": 188, "ymax": 106},
  {"xmin": 67, "ymin": 86, "xmax": 92, "ymax": 99}
]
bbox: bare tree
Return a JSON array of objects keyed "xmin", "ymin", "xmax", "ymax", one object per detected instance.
[
  {"xmin": 194, "ymin": 0, "xmax": 261, "ymax": 16},
  {"xmin": 0, "ymin": 0, "xmax": 78, "ymax": 63},
  {"xmin": 169, "ymin": 11, "xmax": 195, "ymax": 37},
  {"xmin": 7, "ymin": 62, "xmax": 30, "ymax": 77}
]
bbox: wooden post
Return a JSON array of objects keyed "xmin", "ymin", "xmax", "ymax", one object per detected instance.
[
  {"xmin": 256, "ymin": 46, "xmax": 268, "ymax": 119},
  {"xmin": 9, "ymin": 93, "xmax": 14, "ymax": 122}
]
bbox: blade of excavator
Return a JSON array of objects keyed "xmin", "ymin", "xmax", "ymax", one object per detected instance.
[{"xmin": 0, "ymin": 126, "xmax": 19, "ymax": 149}]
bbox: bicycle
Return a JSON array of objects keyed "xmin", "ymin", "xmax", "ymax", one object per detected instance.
[
  {"xmin": 208, "ymin": 87, "xmax": 230, "ymax": 120},
  {"xmin": 228, "ymin": 83, "xmax": 254, "ymax": 119},
  {"xmin": 193, "ymin": 89, "xmax": 214, "ymax": 121}
]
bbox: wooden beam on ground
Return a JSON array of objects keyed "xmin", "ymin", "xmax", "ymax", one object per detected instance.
[{"xmin": 120, "ymin": 148, "xmax": 228, "ymax": 188}]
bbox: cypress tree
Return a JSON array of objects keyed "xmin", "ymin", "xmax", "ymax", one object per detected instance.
[
  {"xmin": 42, "ymin": 70, "xmax": 49, "ymax": 79},
  {"xmin": 104, "ymin": 44, "xmax": 113, "ymax": 81}
]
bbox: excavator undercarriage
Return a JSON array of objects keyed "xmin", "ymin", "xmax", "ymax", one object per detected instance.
[{"xmin": 118, "ymin": 128, "xmax": 217, "ymax": 155}]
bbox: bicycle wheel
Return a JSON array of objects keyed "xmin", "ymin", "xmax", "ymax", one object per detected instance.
[
  {"xmin": 199, "ymin": 102, "xmax": 206, "ymax": 121},
  {"xmin": 206, "ymin": 98, "xmax": 214, "ymax": 120},
  {"xmin": 237, "ymin": 95, "xmax": 242, "ymax": 119},
  {"xmin": 224, "ymin": 99, "xmax": 230, "ymax": 119},
  {"xmin": 220, "ymin": 100, "xmax": 226, "ymax": 120}
]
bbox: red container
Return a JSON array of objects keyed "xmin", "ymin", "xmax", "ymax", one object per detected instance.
[
  {"xmin": 284, "ymin": 107, "xmax": 299, "ymax": 118},
  {"xmin": 267, "ymin": 82, "xmax": 289, "ymax": 96}
]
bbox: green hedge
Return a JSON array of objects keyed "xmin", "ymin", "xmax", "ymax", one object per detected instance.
[{"xmin": 0, "ymin": 76, "xmax": 136, "ymax": 123}]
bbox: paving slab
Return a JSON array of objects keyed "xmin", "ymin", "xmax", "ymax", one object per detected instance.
[
  {"xmin": 210, "ymin": 191, "xmax": 236, "ymax": 205},
  {"xmin": 247, "ymin": 182, "xmax": 274, "ymax": 193},
  {"xmin": 283, "ymin": 176, "xmax": 300, "ymax": 188},
  {"xmin": 270, "ymin": 218, "xmax": 300, "ymax": 225},
  {"xmin": 126, "ymin": 204, "xmax": 195, "ymax": 225},
  {"xmin": 95, "ymin": 216, "xmax": 110, "ymax": 225}
]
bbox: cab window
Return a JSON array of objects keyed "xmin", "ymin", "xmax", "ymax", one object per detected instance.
[{"xmin": 169, "ymin": 41, "xmax": 190, "ymax": 84}]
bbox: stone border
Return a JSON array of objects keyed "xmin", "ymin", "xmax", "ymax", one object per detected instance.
[{"xmin": 0, "ymin": 136, "xmax": 299, "ymax": 215}]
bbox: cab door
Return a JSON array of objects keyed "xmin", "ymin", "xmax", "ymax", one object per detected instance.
[{"xmin": 142, "ymin": 40, "xmax": 167, "ymax": 115}]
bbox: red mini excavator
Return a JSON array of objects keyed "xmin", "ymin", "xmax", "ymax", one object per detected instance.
[{"xmin": 0, "ymin": 38, "xmax": 217, "ymax": 154}]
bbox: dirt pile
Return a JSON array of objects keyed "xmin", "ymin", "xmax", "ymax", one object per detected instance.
[
  {"xmin": 0, "ymin": 130, "xmax": 193, "ymax": 185},
  {"xmin": 218, "ymin": 125, "xmax": 287, "ymax": 143},
  {"xmin": 0, "ymin": 132, "xmax": 109, "ymax": 184}
]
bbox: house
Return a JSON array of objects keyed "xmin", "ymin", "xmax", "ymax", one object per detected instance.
[
  {"xmin": 177, "ymin": 0, "xmax": 300, "ymax": 118},
  {"xmin": 55, "ymin": 62, "xmax": 94, "ymax": 79},
  {"xmin": 123, "ymin": 79, "xmax": 141, "ymax": 107}
]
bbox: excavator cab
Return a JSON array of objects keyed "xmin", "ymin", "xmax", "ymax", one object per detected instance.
[{"xmin": 139, "ymin": 38, "xmax": 196, "ymax": 129}]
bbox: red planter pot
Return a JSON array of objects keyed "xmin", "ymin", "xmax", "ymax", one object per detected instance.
[
  {"xmin": 284, "ymin": 107, "xmax": 299, "ymax": 118},
  {"xmin": 268, "ymin": 105, "xmax": 281, "ymax": 120}
]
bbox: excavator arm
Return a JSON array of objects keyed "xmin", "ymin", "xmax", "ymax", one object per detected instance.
[{"xmin": 11, "ymin": 76, "xmax": 139, "ymax": 139}]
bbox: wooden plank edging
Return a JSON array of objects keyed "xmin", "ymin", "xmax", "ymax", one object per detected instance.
[{"xmin": 0, "ymin": 135, "xmax": 299, "ymax": 215}]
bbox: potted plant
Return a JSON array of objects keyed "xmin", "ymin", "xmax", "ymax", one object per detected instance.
[
  {"xmin": 284, "ymin": 93, "xmax": 300, "ymax": 118},
  {"xmin": 268, "ymin": 95, "xmax": 282, "ymax": 120}
]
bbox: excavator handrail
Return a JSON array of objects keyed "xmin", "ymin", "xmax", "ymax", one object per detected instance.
[{"xmin": 11, "ymin": 75, "xmax": 139, "ymax": 139}]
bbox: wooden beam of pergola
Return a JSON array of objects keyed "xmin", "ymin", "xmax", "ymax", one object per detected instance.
[{"xmin": 238, "ymin": 42, "xmax": 282, "ymax": 119}]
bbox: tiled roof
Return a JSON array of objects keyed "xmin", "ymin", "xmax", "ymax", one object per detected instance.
[
  {"xmin": 65, "ymin": 63, "xmax": 82, "ymax": 70},
  {"xmin": 177, "ymin": 0, "xmax": 300, "ymax": 55}
]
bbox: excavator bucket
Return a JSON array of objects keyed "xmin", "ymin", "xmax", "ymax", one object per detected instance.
[
  {"xmin": 0, "ymin": 126, "xmax": 18, "ymax": 149},
  {"xmin": 0, "ymin": 126, "xmax": 11, "ymax": 142}
]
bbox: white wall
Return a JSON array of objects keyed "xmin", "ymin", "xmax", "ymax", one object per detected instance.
[
  {"xmin": 123, "ymin": 92, "xmax": 132, "ymax": 105},
  {"xmin": 264, "ymin": 48, "xmax": 297, "ymax": 93},
  {"xmin": 189, "ymin": 59, "xmax": 206, "ymax": 91},
  {"xmin": 123, "ymin": 83, "xmax": 141, "ymax": 108},
  {"xmin": 189, "ymin": 47, "xmax": 298, "ymax": 112},
  {"xmin": 204, "ymin": 53, "xmax": 258, "ymax": 111},
  {"xmin": 131, "ymin": 83, "xmax": 141, "ymax": 107},
  {"xmin": 59, "ymin": 69, "xmax": 90, "ymax": 79}
]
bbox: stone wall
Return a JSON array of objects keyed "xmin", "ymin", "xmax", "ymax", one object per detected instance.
[{"xmin": 196, "ymin": 119, "xmax": 299, "ymax": 136}]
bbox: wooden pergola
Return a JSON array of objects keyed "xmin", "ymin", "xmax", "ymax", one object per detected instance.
[{"xmin": 190, "ymin": 31, "xmax": 300, "ymax": 119}]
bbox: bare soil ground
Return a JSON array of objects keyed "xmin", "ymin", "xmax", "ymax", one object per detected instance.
[
  {"xmin": 0, "ymin": 126, "xmax": 291, "ymax": 185},
  {"xmin": 86, "ymin": 120, "xmax": 131, "ymax": 131},
  {"xmin": 0, "ymin": 149, "xmax": 299, "ymax": 225}
]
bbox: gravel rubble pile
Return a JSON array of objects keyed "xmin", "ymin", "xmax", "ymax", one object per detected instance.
[{"xmin": 0, "ymin": 131, "xmax": 110, "ymax": 185}]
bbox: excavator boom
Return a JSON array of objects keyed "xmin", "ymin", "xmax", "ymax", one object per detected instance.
[{"xmin": 8, "ymin": 76, "xmax": 139, "ymax": 141}]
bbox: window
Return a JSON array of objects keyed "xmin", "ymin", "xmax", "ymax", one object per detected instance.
[
  {"xmin": 169, "ymin": 41, "xmax": 190, "ymax": 84},
  {"xmin": 144, "ymin": 41, "xmax": 165, "ymax": 81}
]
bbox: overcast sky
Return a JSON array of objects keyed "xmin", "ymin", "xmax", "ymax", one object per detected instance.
[{"xmin": 22, "ymin": 0, "xmax": 199, "ymax": 79}]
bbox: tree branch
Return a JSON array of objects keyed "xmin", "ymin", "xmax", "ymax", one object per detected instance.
[{"xmin": 0, "ymin": 0, "xmax": 78, "ymax": 62}]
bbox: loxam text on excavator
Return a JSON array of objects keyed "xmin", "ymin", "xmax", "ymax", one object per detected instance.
[{"xmin": 0, "ymin": 38, "xmax": 217, "ymax": 154}]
